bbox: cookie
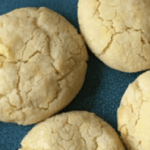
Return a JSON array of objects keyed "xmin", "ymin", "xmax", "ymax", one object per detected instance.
[
  {"xmin": 0, "ymin": 7, "xmax": 88, "ymax": 125},
  {"xmin": 118, "ymin": 71, "xmax": 150, "ymax": 150},
  {"xmin": 78, "ymin": 0, "xmax": 150, "ymax": 72},
  {"xmin": 19, "ymin": 111, "xmax": 125, "ymax": 150}
]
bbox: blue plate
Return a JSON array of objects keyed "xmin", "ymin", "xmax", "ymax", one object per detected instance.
[{"xmin": 0, "ymin": 0, "xmax": 141, "ymax": 149}]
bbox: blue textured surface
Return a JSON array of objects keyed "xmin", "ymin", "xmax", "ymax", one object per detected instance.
[{"xmin": 0, "ymin": 0, "xmax": 142, "ymax": 150}]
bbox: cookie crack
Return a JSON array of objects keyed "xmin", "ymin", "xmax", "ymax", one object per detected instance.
[
  {"xmin": 138, "ymin": 54, "xmax": 148, "ymax": 62},
  {"xmin": 16, "ymin": 64, "xmax": 23, "ymax": 106},
  {"xmin": 100, "ymin": 34, "xmax": 113, "ymax": 55},
  {"xmin": 28, "ymin": 51, "xmax": 41, "ymax": 60},
  {"xmin": 87, "ymin": 128, "xmax": 99, "ymax": 150},
  {"xmin": 6, "ymin": 96, "xmax": 17, "ymax": 109},
  {"xmin": 37, "ymin": 26, "xmax": 86, "ymax": 108},
  {"xmin": 94, "ymin": 137, "xmax": 99, "ymax": 150},
  {"xmin": 94, "ymin": 0, "xmax": 103, "ymax": 21},
  {"xmin": 134, "ymin": 81, "xmax": 143, "ymax": 127},
  {"xmin": 0, "ymin": 54, "xmax": 7, "ymax": 59},
  {"xmin": 22, "ymin": 27, "xmax": 37, "ymax": 61},
  {"xmin": 65, "ymin": 116, "xmax": 88, "ymax": 149},
  {"xmin": 79, "ymin": 125, "xmax": 88, "ymax": 150},
  {"xmin": 46, "ymin": 34, "xmax": 60, "ymax": 75}
]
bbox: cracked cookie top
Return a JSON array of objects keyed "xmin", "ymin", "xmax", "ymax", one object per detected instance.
[
  {"xmin": 78, "ymin": 0, "xmax": 150, "ymax": 72},
  {"xmin": 118, "ymin": 71, "xmax": 150, "ymax": 150},
  {"xmin": 0, "ymin": 7, "xmax": 88, "ymax": 125},
  {"xmin": 19, "ymin": 111, "xmax": 125, "ymax": 150}
]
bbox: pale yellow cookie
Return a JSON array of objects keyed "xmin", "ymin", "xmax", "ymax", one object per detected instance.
[
  {"xmin": 0, "ymin": 7, "xmax": 88, "ymax": 125},
  {"xmin": 78, "ymin": 0, "xmax": 150, "ymax": 72},
  {"xmin": 118, "ymin": 71, "xmax": 150, "ymax": 150},
  {"xmin": 19, "ymin": 111, "xmax": 125, "ymax": 150}
]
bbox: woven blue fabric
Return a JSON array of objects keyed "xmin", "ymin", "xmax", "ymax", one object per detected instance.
[{"xmin": 0, "ymin": 0, "xmax": 142, "ymax": 149}]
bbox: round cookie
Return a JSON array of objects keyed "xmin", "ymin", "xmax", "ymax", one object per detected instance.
[
  {"xmin": 118, "ymin": 71, "xmax": 150, "ymax": 150},
  {"xmin": 19, "ymin": 111, "xmax": 125, "ymax": 150},
  {"xmin": 78, "ymin": 0, "xmax": 150, "ymax": 72},
  {"xmin": 0, "ymin": 7, "xmax": 88, "ymax": 125}
]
